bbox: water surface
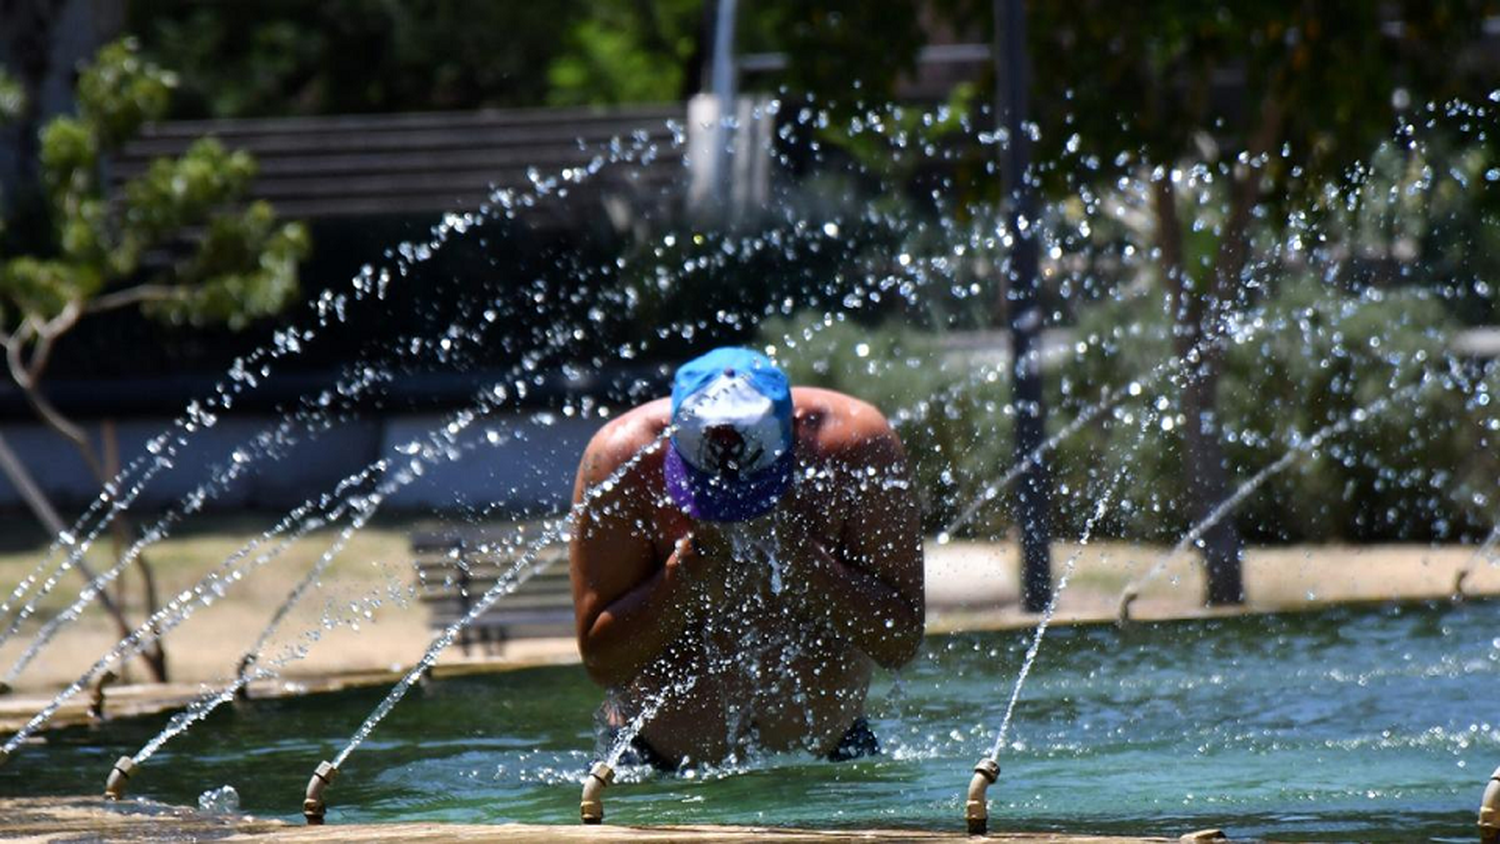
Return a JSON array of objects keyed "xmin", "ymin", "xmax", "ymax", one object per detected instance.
[{"xmin": 4, "ymin": 599, "xmax": 1496, "ymax": 841}]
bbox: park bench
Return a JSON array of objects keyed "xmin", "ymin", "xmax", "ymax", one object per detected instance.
[
  {"xmin": 110, "ymin": 104, "xmax": 686, "ymax": 222},
  {"xmin": 410, "ymin": 527, "xmax": 576, "ymax": 655}
]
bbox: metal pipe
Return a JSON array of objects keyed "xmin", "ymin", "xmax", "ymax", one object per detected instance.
[
  {"xmin": 1116, "ymin": 588, "xmax": 1139, "ymax": 624},
  {"xmin": 580, "ymin": 761, "xmax": 614, "ymax": 824},
  {"xmin": 303, "ymin": 760, "xmax": 338, "ymax": 825},
  {"xmin": 1481, "ymin": 765, "xmax": 1500, "ymax": 844},
  {"xmin": 103, "ymin": 756, "xmax": 135, "ymax": 800},
  {"xmin": 965, "ymin": 757, "xmax": 1000, "ymax": 835}
]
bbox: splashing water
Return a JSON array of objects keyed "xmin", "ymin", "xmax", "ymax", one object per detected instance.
[
  {"xmin": 988, "ymin": 422, "xmax": 1143, "ymax": 759},
  {"xmin": 1, "ymin": 367, "xmax": 388, "ymax": 680},
  {"xmin": 604, "ymin": 673, "xmax": 702, "ymax": 769},
  {"xmin": 0, "ymin": 127, "xmax": 674, "ymax": 661},
  {"xmin": 1119, "ymin": 369, "xmax": 1445, "ymax": 603},
  {"xmin": 329, "ymin": 430, "xmax": 672, "ymax": 769}
]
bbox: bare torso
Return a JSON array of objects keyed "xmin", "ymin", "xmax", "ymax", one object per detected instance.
[{"xmin": 571, "ymin": 387, "xmax": 924, "ymax": 765}]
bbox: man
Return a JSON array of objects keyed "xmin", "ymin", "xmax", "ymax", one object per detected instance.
[{"xmin": 569, "ymin": 346, "xmax": 924, "ymax": 769}]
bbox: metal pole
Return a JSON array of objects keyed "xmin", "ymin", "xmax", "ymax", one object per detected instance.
[
  {"xmin": 994, "ymin": 0, "xmax": 1052, "ymax": 612},
  {"xmin": 710, "ymin": 0, "xmax": 739, "ymax": 210}
]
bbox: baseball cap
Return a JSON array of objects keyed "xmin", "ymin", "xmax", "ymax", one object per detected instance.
[{"xmin": 664, "ymin": 347, "xmax": 795, "ymax": 522}]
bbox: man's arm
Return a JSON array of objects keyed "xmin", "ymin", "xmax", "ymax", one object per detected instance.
[
  {"xmin": 783, "ymin": 417, "xmax": 925, "ymax": 668},
  {"xmin": 570, "ymin": 414, "xmax": 718, "ymax": 687}
]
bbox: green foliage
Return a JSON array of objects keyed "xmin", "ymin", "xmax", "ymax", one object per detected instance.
[
  {"xmin": 547, "ymin": 0, "xmax": 702, "ymax": 106},
  {"xmin": 1051, "ymin": 277, "xmax": 1497, "ymax": 543},
  {"xmin": 74, "ymin": 37, "xmax": 176, "ymax": 147},
  {"xmin": 128, "ymin": 0, "xmax": 593, "ymax": 117},
  {"xmin": 0, "ymin": 69, "xmax": 22, "ymax": 124},
  {"xmin": 129, "ymin": 0, "xmax": 934, "ymax": 116},
  {"xmin": 147, "ymin": 201, "xmax": 308, "ymax": 329},
  {"xmin": 745, "ymin": 0, "xmax": 924, "ymax": 110},
  {"xmin": 758, "ymin": 311, "xmax": 1012, "ymax": 534},
  {"xmin": 756, "ymin": 278, "xmax": 1498, "ymax": 544},
  {"xmin": 0, "ymin": 37, "xmax": 306, "ymax": 342},
  {"xmin": 0, "ymin": 257, "xmax": 97, "ymax": 324}
]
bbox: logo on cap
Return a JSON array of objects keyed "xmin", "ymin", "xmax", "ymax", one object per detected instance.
[{"xmin": 664, "ymin": 347, "xmax": 794, "ymax": 522}]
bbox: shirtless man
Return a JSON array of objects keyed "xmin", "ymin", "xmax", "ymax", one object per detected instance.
[{"xmin": 569, "ymin": 347, "xmax": 924, "ymax": 768}]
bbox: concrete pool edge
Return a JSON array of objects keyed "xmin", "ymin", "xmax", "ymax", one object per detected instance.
[{"xmin": 0, "ymin": 794, "xmax": 1227, "ymax": 842}]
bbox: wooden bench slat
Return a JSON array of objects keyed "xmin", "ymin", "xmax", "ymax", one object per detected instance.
[
  {"xmin": 131, "ymin": 104, "xmax": 682, "ymax": 139},
  {"xmin": 408, "ymin": 525, "xmax": 580, "ymax": 650},
  {"xmin": 119, "ymin": 122, "xmax": 678, "ymax": 161}
]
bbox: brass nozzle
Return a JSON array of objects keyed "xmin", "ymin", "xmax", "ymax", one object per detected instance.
[
  {"xmin": 1117, "ymin": 588, "xmax": 1139, "ymax": 625},
  {"xmin": 303, "ymin": 760, "xmax": 338, "ymax": 825},
  {"xmin": 1480, "ymin": 765, "xmax": 1500, "ymax": 844},
  {"xmin": 580, "ymin": 761, "xmax": 615, "ymax": 825},
  {"xmin": 965, "ymin": 757, "xmax": 1000, "ymax": 836},
  {"xmin": 104, "ymin": 756, "xmax": 136, "ymax": 800}
]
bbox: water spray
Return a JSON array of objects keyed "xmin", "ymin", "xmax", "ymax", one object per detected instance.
[
  {"xmin": 1115, "ymin": 372, "xmax": 1437, "ymax": 617},
  {"xmin": 957, "ymin": 427, "xmax": 1140, "ymax": 835}
]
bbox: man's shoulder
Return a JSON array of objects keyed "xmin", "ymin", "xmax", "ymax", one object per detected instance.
[
  {"xmin": 580, "ymin": 398, "xmax": 671, "ymax": 475},
  {"xmin": 791, "ymin": 387, "xmax": 902, "ymax": 457}
]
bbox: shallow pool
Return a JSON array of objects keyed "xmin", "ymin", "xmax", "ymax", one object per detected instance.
[{"xmin": 4, "ymin": 598, "xmax": 1497, "ymax": 841}]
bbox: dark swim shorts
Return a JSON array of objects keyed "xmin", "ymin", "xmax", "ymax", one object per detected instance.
[{"xmin": 609, "ymin": 717, "xmax": 881, "ymax": 773}]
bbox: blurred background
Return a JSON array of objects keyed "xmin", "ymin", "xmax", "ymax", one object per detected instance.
[{"xmin": 0, "ymin": 1, "xmax": 1498, "ymax": 682}]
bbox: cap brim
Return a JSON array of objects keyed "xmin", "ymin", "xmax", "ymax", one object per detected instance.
[{"xmin": 664, "ymin": 444, "xmax": 793, "ymax": 523}]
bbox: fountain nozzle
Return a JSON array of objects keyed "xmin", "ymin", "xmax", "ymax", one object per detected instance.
[
  {"xmin": 1117, "ymin": 588, "xmax": 1139, "ymax": 624},
  {"xmin": 303, "ymin": 760, "xmax": 338, "ymax": 825},
  {"xmin": 103, "ymin": 756, "xmax": 135, "ymax": 800},
  {"xmin": 965, "ymin": 757, "xmax": 1000, "ymax": 836},
  {"xmin": 1480, "ymin": 765, "xmax": 1500, "ymax": 844},
  {"xmin": 580, "ymin": 761, "xmax": 614, "ymax": 824}
]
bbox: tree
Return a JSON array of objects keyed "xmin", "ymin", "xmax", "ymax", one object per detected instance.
[
  {"xmin": 940, "ymin": 0, "xmax": 1496, "ymax": 604},
  {"xmin": 0, "ymin": 39, "xmax": 308, "ymax": 680}
]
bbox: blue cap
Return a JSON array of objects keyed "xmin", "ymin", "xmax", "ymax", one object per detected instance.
[{"xmin": 664, "ymin": 347, "xmax": 794, "ymax": 522}]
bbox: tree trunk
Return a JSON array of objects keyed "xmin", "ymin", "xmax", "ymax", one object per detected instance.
[
  {"xmin": 11, "ymin": 382, "xmax": 169, "ymax": 681},
  {"xmin": 0, "ymin": 430, "xmax": 142, "ymax": 645},
  {"xmin": 1154, "ymin": 177, "xmax": 1245, "ymax": 606}
]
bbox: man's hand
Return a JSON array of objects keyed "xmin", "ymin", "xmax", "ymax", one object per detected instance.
[{"xmin": 666, "ymin": 523, "xmax": 731, "ymax": 602}]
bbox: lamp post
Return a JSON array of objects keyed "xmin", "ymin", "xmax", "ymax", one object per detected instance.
[{"xmin": 993, "ymin": 0, "xmax": 1051, "ymax": 613}]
